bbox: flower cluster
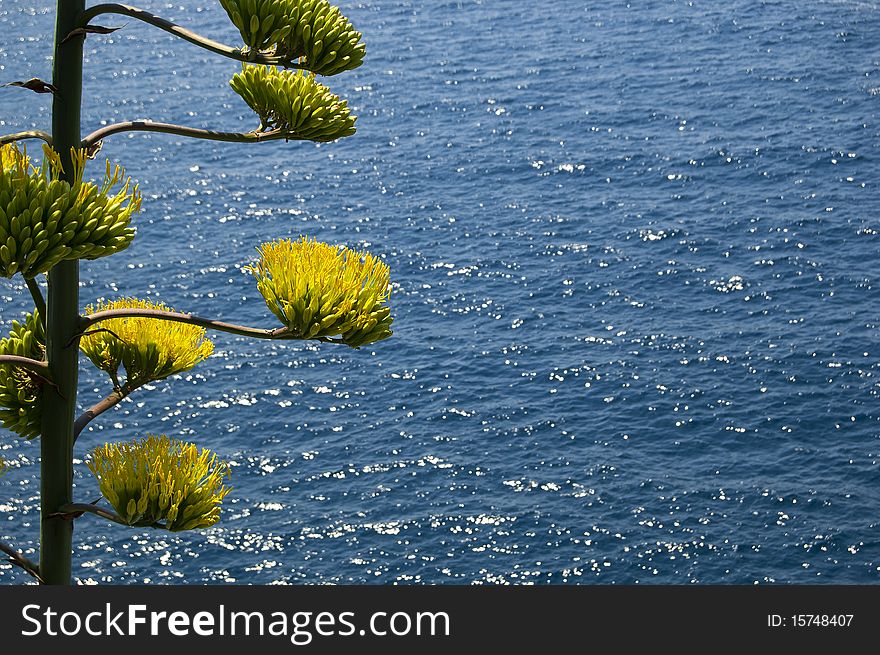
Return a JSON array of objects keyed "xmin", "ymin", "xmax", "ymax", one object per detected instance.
[
  {"xmin": 80, "ymin": 298, "xmax": 214, "ymax": 388},
  {"xmin": 0, "ymin": 143, "xmax": 139, "ymax": 278},
  {"xmin": 230, "ymin": 65, "xmax": 356, "ymax": 141},
  {"xmin": 220, "ymin": 0, "xmax": 365, "ymax": 75},
  {"xmin": 251, "ymin": 236, "xmax": 392, "ymax": 348},
  {"xmin": 88, "ymin": 434, "xmax": 231, "ymax": 531}
]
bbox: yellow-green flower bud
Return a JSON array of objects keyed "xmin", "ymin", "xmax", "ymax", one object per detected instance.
[{"xmin": 220, "ymin": 0, "xmax": 365, "ymax": 76}]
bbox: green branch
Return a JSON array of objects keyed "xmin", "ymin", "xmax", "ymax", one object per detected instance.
[
  {"xmin": 25, "ymin": 278, "xmax": 47, "ymax": 326},
  {"xmin": 80, "ymin": 121, "xmax": 292, "ymax": 150},
  {"xmin": 0, "ymin": 355, "xmax": 51, "ymax": 377},
  {"xmin": 39, "ymin": 0, "xmax": 85, "ymax": 586},
  {"xmin": 76, "ymin": 3, "xmax": 307, "ymax": 67},
  {"xmin": 0, "ymin": 539, "xmax": 43, "ymax": 583},
  {"xmin": 0, "ymin": 130, "xmax": 53, "ymax": 147}
]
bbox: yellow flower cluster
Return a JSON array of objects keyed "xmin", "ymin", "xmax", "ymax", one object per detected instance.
[
  {"xmin": 220, "ymin": 0, "xmax": 365, "ymax": 76},
  {"xmin": 88, "ymin": 434, "xmax": 231, "ymax": 531},
  {"xmin": 0, "ymin": 144, "xmax": 140, "ymax": 278},
  {"xmin": 0, "ymin": 310, "xmax": 44, "ymax": 439},
  {"xmin": 251, "ymin": 236, "xmax": 393, "ymax": 348},
  {"xmin": 230, "ymin": 65, "xmax": 356, "ymax": 141},
  {"xmin": 80, "ymin": 298, "xmax": 214, "ymax": 388}
]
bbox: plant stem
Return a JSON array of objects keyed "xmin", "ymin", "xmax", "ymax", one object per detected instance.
[
  {"xmin": 56, "ymin": 503, "xmax": 129, "ymax": 526},
  {"xmin": 77, "ymin": 3, "xmax": 306, "ymax": 67},
  {"xmin": 81, "ymin": 121, "xmax": 290, "ymax": 150},
  {"xmin": 0, "ymin": 539, "xmax": 43, "ymax": 583},
  {"xmin": 39, "ymin": 0, "xmax": 85, "ymax": 586},
  {"xmin": 73, "ymin": 384, "xmax": 136, "ymax": 442},
  {"xmin": 0, "ymin": 355, "xmax": 51, "ymax": 377},
  {"xmin": 0, "ymin": 131, "xmax": 53, "ymax": 147},
  {"xmin": 80, "ymin": 307, "xmax": 295, "ymax": 340},
  {"xmin": 26, "ymin": 277, "xmax": 47, "ymax": 323}
]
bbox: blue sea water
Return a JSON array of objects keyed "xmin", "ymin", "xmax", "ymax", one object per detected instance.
[{"xmin": 1, "ymin": 0, "xmax": 879, "ymax": 584}]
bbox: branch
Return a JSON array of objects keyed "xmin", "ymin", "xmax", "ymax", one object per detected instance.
[
  {"xmin": 80, "ymin": 307, "xmax": 305, "ymax": 341},
  {"xmin": 0, "ymin": 130, "xmax": 53, "ymax": 147},
  {"xmin": 55, "ymin": 503, "xmax": 131, "ymax": 526},
  {"xmin": 55, "ymin": 502, "xmax": 163, "ymax": 530},
  {"xmin": 81, "ymin": 121, "xmax": 294, "ymax": 150},
  {"xmin": 0, "ymin": 355, "xmax": 50, "ymax": 377},
  {"xmin": 80, "ymin": 308, "xmax": 346, "ymax": 345},
  {"xmin": 74, "ymin": 383, "xmax": 139, "ymax": 442},
  {"xmin": 25, "ymin": 277, "xmax": 47, "ymax": 325},
  {"xmin": 0, "ymin": 539, "xmax": 43, "ymax": 583},
  {"xmin": 76, "ymin": 4, "xmax": 306, "ymax": 67},
  {"xmin": 65, "ymin": 327, "xmax": 126, "ymax": 349},
  {"xmin": 74, "ymin": 307, "xmax": 345, "ymax": 439}
]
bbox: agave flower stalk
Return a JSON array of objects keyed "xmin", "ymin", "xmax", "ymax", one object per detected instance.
[
  {"xmin": 0, "ymin": 0, "xmax": 388, "ymax": 585},
  {"xmin": 38, "ymin": 0, "xmax": 86, "ymax": 587}
]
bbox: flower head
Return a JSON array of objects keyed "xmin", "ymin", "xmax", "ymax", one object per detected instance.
[
  {"xmin": 230, "ymin": 65, "xmax": 356, "ymax": 141},
  {"xmin": 81, "ymin": 298, "xmax": 213, "ymax": 387},
  {"xmin": 88, "ymin": 434, "xmax": 231, "ymax": 531},
  {"xmin": 251, "ymin": 236, "xmax": 392, "ymax": 348},
  {"xmin": 220, "ymin": 0, "xmax": 365, "ymax": 76},
  {"xmin": 0, "ymin": 143, "xmax": 139, "ymax": 279}
]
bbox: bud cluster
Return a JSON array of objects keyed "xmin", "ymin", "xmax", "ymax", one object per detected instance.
[
  {"xmin": 220, "ymin": 0, "xmax": 365, "ymax": 75},
  {"xmin": 0, "ymin": 144, "xmax": 140, "ymax": 279}
]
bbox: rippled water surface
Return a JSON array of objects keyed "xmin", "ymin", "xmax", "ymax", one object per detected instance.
[{"xmin": 1, "ymin": 0, "xmax": 879, "ymax": 584}]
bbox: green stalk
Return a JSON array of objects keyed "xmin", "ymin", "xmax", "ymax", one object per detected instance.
[{"xmin": 39, "ymin": 0, "xmax": 86, "ymax": 586}]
